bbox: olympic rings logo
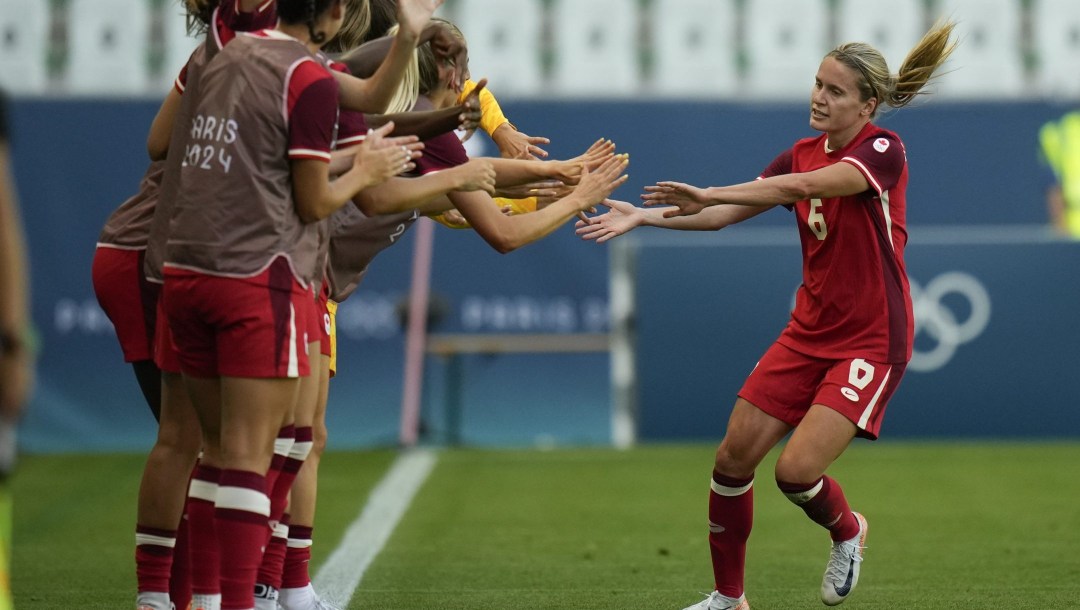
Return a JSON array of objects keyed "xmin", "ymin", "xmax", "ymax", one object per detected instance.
[{"xmin": 909, "ymin": 271, "xmax": 991, "ymax": 373}]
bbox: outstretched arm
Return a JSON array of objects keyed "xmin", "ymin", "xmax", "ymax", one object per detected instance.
[
  {"xmin": 644, "ymin": 162, "xmax": 869, "ymax": 217},
  {"xmin": 576, "ymin": 199, "xmax": 772, "ymax": 243},
  {"xmin": 452, "ymin": 154, "xmax": 629, "ymax": 253}
]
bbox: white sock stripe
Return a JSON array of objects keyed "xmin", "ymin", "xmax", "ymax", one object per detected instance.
[
  {"xmin": 274, "ymin": 437, "xmax": 296, "ymax": 457},
  {"xmin": 710, "ymin": 477, "xmax": 754, "ymax": 497},
  {"xmin": 188, "ymin": 478, "xmax": 218, "ymax": 502},
  {"xmin": 783, "ymin": 478, "xmax": 825, "ymax": 505},
  {"xmin": 272, "ymin": 522, "xmax": 290, "ymax": 539},
  {"xmin": 216, "ymin": 486, "xmax": 271, "ymax": 517},
  {"xmin": 287, "ymin": 537, "xmax": 313, "ymax": 549},
  {"xmin": 135, "ymin": 533, "xmax": 177, "ymax": 548},
  {"xmin": 288, "ymin": 440, "xmax": 313, "ymax": 461}
]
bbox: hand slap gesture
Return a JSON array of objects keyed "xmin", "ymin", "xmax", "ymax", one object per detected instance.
[
  {"xmin": 642, "ymin": 181, "xmax": 708, "ymax": 217},
  {"xmin": 568, "ymin": 154, "xmax": 630, "ymax": 214},
  {"xmin": 355, "ymin": 121, "xmax": 424, "ymax": 184},
  {"xmin": 575, "ymin": 198, "xmax": 646, "ymax": 243}
]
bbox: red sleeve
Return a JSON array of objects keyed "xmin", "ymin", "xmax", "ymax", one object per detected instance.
[
  {"xmin": 841, "ymin": 135, "xmax": 905, "ymax": 196},
  {"xmin": 287, "ymin": 61, "xmax": 339, "ymax": 162},
  {"xmin": 758, "ymin": 149, "xmax": 793, "ymax": 180},
  {"xmin": 326, "ymin": 61, "xmax": 369, "ymax": 147},
  {"xmin": 414, "ymin": 131, "xmax": 469, "ymax": 174}
]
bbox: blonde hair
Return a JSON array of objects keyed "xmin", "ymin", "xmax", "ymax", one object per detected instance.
[
  {"xmin": 324, "ymin": 0, "xmax": 372, "ymax": 54},
  {"xmin": 381, "ymin": 23, "xmax": 421, "ymax": 113},
  {"xmin": 828, "ymin": 20, "xmax": 958, "ymax": 117}
]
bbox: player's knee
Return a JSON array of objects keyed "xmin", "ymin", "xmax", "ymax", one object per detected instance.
[
  {"xmin": 713, "ymin": 443, "xmax": 756, "ymax": 479},
  {"xmin": 772, "ymin": 455, "xmax": 822, "ymax": 490}
]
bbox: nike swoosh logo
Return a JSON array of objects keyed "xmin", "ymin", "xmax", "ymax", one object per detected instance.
[
  {"xmin": 833, "ymin": 556, "xmax": 856, "ymax": 596},
  {"xmin": 708, "ymin": 520, "xmax": 726, "ymax": 534}
]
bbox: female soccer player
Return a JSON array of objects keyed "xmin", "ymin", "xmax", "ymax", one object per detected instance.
[
  {"xmin": 578, "ymin": 22, "xmax": 957, "ymax": 610},
  {"xmin": 92, "ymin": 3, "xmax": 283, "ymax": 609},
  {"xmin": 159, "ymin": 1, "xmax": 434, "ymax": 609},
  {"xmin": 265, "ymin": 14, "xmax": 626, "ymax": 607}
]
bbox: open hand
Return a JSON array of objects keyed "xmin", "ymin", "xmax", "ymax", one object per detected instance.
[
  {"xmin": 575, "ymin": 198, "xmax": 645, "ymax": 243},
  {"xmin": 642, "ymin": 181, "xmax": 708, "ymax": 217}
]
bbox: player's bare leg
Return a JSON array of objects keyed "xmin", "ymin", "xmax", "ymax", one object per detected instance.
[{"xmin": 774, "ymin": 405, "xmax": 864, "ymax": 605}]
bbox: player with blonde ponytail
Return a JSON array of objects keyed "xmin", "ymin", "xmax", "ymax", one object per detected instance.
[{"xmin": 578, "ymin": 21, "xmax": 957, "ymax": 610}]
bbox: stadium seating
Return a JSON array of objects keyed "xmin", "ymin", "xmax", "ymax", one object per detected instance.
[
  {"xmin": 1032, "ymin": 0, "xmax": 1080, "ymax": 98},
  {"xmin": 0, "ymin": 0, "xmax": 50, "ymax": 94},
  {"xmin": 650, "ymin": 0, "xmax": 738, "ymax": 97},
  {"xmin": 452, "ymin": 0, "xmax": 545, "ymax": 96},
  {"xmin": 836, "ymin": 0, "xmax": 926, "ymax": 71},
  {"xmin": 931, "ymin": 0, "xmax": 1025, "ymax": 99},
  {"xmin": 743, "ymin": 0, "xmax": 831, "ymax": 99},
  {"xmin": 158, "ymin": 2, "xmax": 202, "ymax": 93},
  {"xmin": 66, "ymin": 0, "xmax": 152, "ymax": 95},
  {"xmin": 550, "ymin": 0, "xmax": 641, "ymax": 97}
]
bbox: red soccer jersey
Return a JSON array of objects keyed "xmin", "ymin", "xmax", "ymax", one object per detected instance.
[
  {"xmin": 763, "ymin": 122, "xmax": 914, "ymax": 364},
  {"xmin": 326, "ymin": 60, "xmax": 369, "ymax": 148}
]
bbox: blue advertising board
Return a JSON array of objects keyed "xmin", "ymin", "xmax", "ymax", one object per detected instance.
[{"xmin": 5, "ymin": 99, "xmax": 1077, "ymax": 452}]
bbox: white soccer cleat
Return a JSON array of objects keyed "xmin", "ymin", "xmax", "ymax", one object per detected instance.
[
  {"xmin": 136, "ymin": 591, "xmax": 172, "ymax": 610},
  {"xmin": 681, "ymin": 590, "xmax": 750, "ymax": 610},
  {"xmin": 820, "ymin": 512, "xmax": 868, "ymax": 606}
]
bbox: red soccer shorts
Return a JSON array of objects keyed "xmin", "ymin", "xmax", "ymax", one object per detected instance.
[
  {"xmin": 91, "ymin": 246, "xmax": 159, "ymax": 363},
  {"xmin": 162, "ymin": 259, "xmax": 314, "ymax": 379},
  {"xmin": 153, "ymin": 294, "xmax": 181, "ymax": 374},
  {"xmin": 738, "ymin": 342, "xmax": 907, "ymax": 440}
]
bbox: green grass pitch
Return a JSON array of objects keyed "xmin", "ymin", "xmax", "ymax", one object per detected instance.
[{"xmin": 11, "ymin": 442, "xmax": 1080, "ymax": 609}]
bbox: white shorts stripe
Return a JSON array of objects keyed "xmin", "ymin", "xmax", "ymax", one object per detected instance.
[
  {"xmin": 858, "ymin": 366, "xmax": 893, "ymax": 429},
  {"xmin": 710, "ymin": 477, "xmax": 754, "ymax": 497},
  {"xmin": 287, "ymin": 303, "xmax": 299, "ymax": 378},
  {"xmin": 216, "ymin": 486, "xmax": 271, "ymax": 517}
]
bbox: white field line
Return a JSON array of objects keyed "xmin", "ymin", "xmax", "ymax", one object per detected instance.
[{"xmin": 312, "ymin": 448, "xmax": 438, "ymax": 607}]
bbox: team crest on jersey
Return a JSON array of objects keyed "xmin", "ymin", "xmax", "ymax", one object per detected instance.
[{"xmin": 873, "ymin": 138, "xmax": 890, "ymax": 153}]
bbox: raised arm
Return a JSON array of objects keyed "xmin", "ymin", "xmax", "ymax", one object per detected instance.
[{"xmin": 333, "ymin": 0, "xmax": 442, "ymax": 114}]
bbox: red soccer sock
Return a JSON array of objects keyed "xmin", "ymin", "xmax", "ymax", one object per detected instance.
[
  {"xmin": 256, "ymin": 514, "xmax": 289, "ymax": 591},
  {"xmin": 777, "ymin": 475, "xmax": 860, "ymax": 542},
  {"xmin": 187, "ymin": 464, "xmax": 222, "ymax": 597},
  {"xmin": 270, "ymin": 427, "xmax": 311, "ymax": 523},
  {"xmin": 281, "ymin": 525, "xmax": 313, "ymax": 590},
  {"xmin": 170, "ymin": 512, "xmax": 193, "ymax": 610},
  {"xmin": 216, "ymin": 469, "xmax": 270, "ymax": 610},
  {"xmin": 135, "ymin": 525, "xmax": 176, "ymax": 595},
  {"xmin": 266, "ymin": 425, "xmax": 296, "ymax": 502},
  {"xmin": 707, "ymin": 471, "xmax": 754, "ymax": 599}
]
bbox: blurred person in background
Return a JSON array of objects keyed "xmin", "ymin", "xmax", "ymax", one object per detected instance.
[
  {"xmin": 0, "ymin": 87, "xmax": 36, "ymax": 610},
  {"xmin": 579, "ymin": 22, "xmax": 956, "ymax": 610},
  {"xmin": 1039, "ymin": 109, "xmax": 1080, "ymax": 238}
]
